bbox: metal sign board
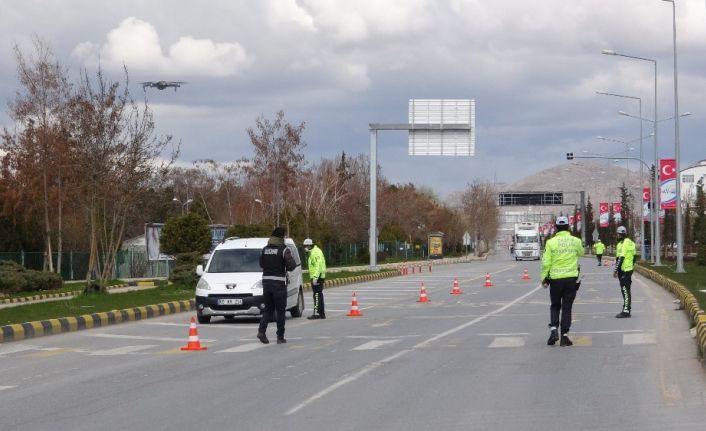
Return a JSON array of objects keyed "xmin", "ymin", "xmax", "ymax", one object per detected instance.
[{"xmin": 408, "ymin": 99, "xmax": 475, "ymax": 156}]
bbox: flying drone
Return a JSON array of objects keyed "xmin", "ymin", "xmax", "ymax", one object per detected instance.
[{"xmin": 140, "ymin": 81, "xmax": 186, "ymax": 91}]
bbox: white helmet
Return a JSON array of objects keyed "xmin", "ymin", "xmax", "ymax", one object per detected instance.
[
  {"xmin": 303, "ymin": 238, "xmax": 313, "ymax": 246},
  {"xmin": 617, "ymin": 226, "xmax": 627, "ymax": 234}
]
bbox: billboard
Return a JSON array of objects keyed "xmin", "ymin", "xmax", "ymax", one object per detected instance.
[
  {"xmin": 428, "ymin": 234, "xmax": 444, "ymax": 258},
  {"xmin": 660, "ymin": 159, "xmax": 677, "ymax": 209},
  {"xmin": 145, "ymin": 223, "xmax": 232, "ymax": 261},
  {"xmin": 408, "ymin": 99, "xmax": 475, "ymax": 156}
]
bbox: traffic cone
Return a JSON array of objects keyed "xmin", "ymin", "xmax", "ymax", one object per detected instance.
[
  {"xmin": 484, "ymin": 273, "xmax": 493, "ymax": 288},
  {"xmin": 180, "ymin": 317, "xmax": 207, "ymax": 351},
  {"xmin": 346, "ymin": 292, "xmax": 363, "ymax": 316},
  {"xmin": 450, "ymin": 278, "xmax": 462, "ymax": 295},
  {"xmin": 417, "ymin": 282, "xmax": 431, "ymax": 302},
  {"xmin": 521, "ymin": 269, "xmax": 530, "ymax": 281}
]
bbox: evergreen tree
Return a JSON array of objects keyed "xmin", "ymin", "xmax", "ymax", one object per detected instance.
[
  {"xmin": 694, "ymin": 179, "xmax": 706, "ymax": 266},
  {"xmin": 585, "ymin": 197, "xmax": 595, "ymax": 248}
]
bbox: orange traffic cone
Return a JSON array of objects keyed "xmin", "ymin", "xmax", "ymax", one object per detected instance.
[
  {"xmin": 180, "ymin": 317, "xmax": 207, "ymax": 351},
  {"xmin": 346, "ymin": 292, "xmax": 363, "ymax": 316},
  {"xmin": 417, "ymin": 282, "xmax": 431, "ymax": 303},
  {"xmin": 450, "ymin": 278, "xmax": 462, "ymax": 295},
  {"xmin": 484, "ymin": 273, "xmax": 493, "ymax": 288},
  {"xmin": 522, "ymin": 269, "xmax": 530, "ymax": 281}
]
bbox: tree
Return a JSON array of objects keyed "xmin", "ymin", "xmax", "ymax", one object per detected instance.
[
  {"xmin": 160, "ymin": 213, "xmax": 211, "ymax": 286},
  {"xmin": 461, "ymin": 180, "xmax": 499, "ymax": 255},
  {"xmin": 69, "ymin": 65, "xmax": 174, "ymax": 290},
  {"xmin": 694, "ymin": 180, "xmax": 706, "ymax": 265},
  {"xmin": 245, "ymin": 110, "xmax": 306, "ymax": 227},
  {"xmin": 585, "ymin": 197, "xmax": 595, "ymax": 248},
  {"xmin": 5, "ymin": 38, "xmax": 72, "ymax": 272}
]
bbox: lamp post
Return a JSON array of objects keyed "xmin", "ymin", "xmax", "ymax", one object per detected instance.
[
  {"xmin": 173, "ymin": 197, "xmax": 193, "ymax": 214},
  {"xmin": 662, "ymin": 0, "xmax": 685, "ymax": 272},
  {"xmin": 602, "ymin": 49, "xmax": 660, "ymax": 265}
]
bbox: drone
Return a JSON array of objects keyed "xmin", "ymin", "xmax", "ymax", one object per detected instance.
[{"xmin": 140, "ymin": 81, "xmax": 186, "ymax": 91}]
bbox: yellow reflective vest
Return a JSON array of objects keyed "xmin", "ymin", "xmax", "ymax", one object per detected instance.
[
  {"xmin": 617, "ymin": 238, "xmax": 636, "ymax": 272},
  {"xmin": 307, "ymin": 245, "xmax": 327, "ymax": 279},
  {"xmin": 594, "ymin": 242, "xmax": 605, "ymax": 255},
  {"xmin": 541, "ymin": 231, "xmax": 584, "ymax": 280}
]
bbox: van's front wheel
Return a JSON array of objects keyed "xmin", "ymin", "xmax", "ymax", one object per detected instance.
[{"xmin": 289, "ymin": 288, "xmax": 304, "ymax": 318}]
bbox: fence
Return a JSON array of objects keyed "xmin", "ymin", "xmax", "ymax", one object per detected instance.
[{"xmin": 0, "ymin": 251, "xmax": 173, "ymax": 281}]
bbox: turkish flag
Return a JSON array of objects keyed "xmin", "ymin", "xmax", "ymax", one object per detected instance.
[{"xmin": 660, "ymin": 159, "xmax": 677, "ymax": 209}]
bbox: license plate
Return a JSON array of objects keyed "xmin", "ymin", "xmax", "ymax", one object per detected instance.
[{"xmin": 218, "ymin": 298, "xmax": 243, "ymax": 305}]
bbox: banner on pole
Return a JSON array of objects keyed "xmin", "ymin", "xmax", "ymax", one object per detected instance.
[
  {"xmin": 612, "ymin": 202, "xmax": 622, "ymax": 224},
  {"xmin": 660, "ymin": 158, "xmax": 677, "ymax": 209},
  {"xmin": 642, "ymin": 187, "xmax": 650, "ymax": 221},
  {"xmin": 599, "ymin": 202, "xmax": 609, "ymax": 227}
]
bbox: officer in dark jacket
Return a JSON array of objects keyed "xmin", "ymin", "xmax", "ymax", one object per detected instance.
[{"xmin": 257, "ymin": 227, "xmax": 297, "ymax": 345}]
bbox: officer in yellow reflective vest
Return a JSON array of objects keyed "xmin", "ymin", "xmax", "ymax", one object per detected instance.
[
  {"xmin": 614, "ymin": 226, "xmax": 636, "ymax": 318},
  {"xmin": 594, "ymin": 239, "xmax": 605, "ymax": 266},
  {"xmin": 304, "ymin": 238, "xmax": 327, "ymax": 320},
  {"xmin": 541, "ymin": 216, "xmax": 584, "ymax": 346}
]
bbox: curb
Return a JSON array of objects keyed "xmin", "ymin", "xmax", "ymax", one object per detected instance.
[
  {"xmin": 0, "ymin": 299, "xmax": 194, "ymax": 343},
  {"xmin": 303, "ymin": 270, "xmax": 400, "ymax": 292},
  {"xmin": 635, "ymin": 264, "xmax": 706, "ymax": 359},
  {"xmin": 0, "ymin": 283, "xmax": 130, "ymax": 305}
]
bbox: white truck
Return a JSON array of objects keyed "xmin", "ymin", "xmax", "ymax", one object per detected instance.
[{"xmin": 513, "ymin": 222, "xmax": 541, "ymax": 261}]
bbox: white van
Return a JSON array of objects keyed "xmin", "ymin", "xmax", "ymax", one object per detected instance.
[{"xmin": 194, "ymin": 237, "xmax": 305, "ymax": 324}]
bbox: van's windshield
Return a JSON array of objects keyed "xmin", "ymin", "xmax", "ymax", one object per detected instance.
[
  {"xmin": 516, "ymin": 235, "xmax": 539, "ymax": 243},
  {"xmin": 207, "ymin": 249, "xmax": 262, "ymax": 273}
]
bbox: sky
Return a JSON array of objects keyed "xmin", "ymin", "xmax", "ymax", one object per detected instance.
[{"xmin": 1, "ymin": 0, "xmax": 705, "ymax": 199}]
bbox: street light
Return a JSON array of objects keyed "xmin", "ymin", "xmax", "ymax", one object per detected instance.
[
  {"xmin": 173, "ymin": 197, "xmax": 193, "ymax": 214},
  {"xmin": 602, "ymin": 48, "xmax": 661, "ymax": 265},
  {"xmin": 596, "ymin": 90, "xmax": 646, "ymax": 259},
  {"xmin": 662, "ymin": 0, "xmax": 685, "ymax": 273}
]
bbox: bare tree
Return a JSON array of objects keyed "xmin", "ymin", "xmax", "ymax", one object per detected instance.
[
  {"xmin": 245, "ymin": 110, "xmax": 306, "ymax": 226},
  {"xmin": 6, "ymin": 37, "xmax": 72, "ymax": 272},
  {"xmin": 69, "ymin": 65, "xmax": 174, "ymax": 290},
  {"xmin": 461, "ymin": 180, "xmax": 500, "ymax": 255}
]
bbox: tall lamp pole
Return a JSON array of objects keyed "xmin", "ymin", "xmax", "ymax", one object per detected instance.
[
  {"xmin": 596, "ymin": 90, "xmax": 646, "ymax": 261},
  {"xmin": 662, "ymin": 0, "xmax": 685, "ymax": 272},
  {"xmin": 602, "ymin": 49, "xmax": 661, "ymax": 265}
]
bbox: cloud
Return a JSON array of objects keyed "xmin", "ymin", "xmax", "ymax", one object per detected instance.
[{"xmin": 71, "ymin": 17, "xmax": 250, "ymax": 77}]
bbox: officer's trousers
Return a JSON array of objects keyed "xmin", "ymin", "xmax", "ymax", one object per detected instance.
[
  {"xmin": 549, "ymin": 277, "xmax": 578, "ymax": 334},
  {"xmin": 618, "ymin": 270, "xmax": 633, "ymax": 313},
  {"xmin": 312, "ymin": 279, "xmax": 325, "ymax": 317},
  {"xmin": 258, "ymin": 282, "xmax": 287, "ymax": 338}
]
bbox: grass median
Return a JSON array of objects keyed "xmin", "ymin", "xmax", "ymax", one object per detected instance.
[
  {"xmin": 0, "ymin": 270, "xmax": 390, "ymax": 326},
  {"xmin": 645, "ymin": 261, "xmax": 706, "ymax": 310}
]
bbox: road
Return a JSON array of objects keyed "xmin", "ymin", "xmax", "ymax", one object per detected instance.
[{"xmin": 1, "ymin": 255, "xmax": 705, "ymax": 430}]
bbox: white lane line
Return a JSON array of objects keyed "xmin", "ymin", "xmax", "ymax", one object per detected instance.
[
  {"xmin": 574, "ymin": 329, "xmax": 647, "ymax": 334},
  {"xmin": 286, "ymin": 349, "xmax": 411, "ymax": 415},
  {"xmin": 81, "ymin": 333, "xmax": 216, "ymax": 342},
  {"xmin": 145, "ymin": 322, "xmax": 253, "ymax": 329},
  {"xmin": 89, "ymin": 345, "xmax": 158, "ymax": 356},
  {"xmin": 488, "ymin": 337, "xmax": 525, "ymax": 348},
  {"xmin": 352, "ymin": 340, "xmax": 400, "ymax": 351},
  {"xmin": 479, "ymin": 332, "xmax": 530, "ymax": 336},
  {"xmin": 286, "ymin": 283, "xmax": 543, "ymax": 416},
  {"xmin": 0, "ymin": 344, "xmax": 41, "ymax": 356},
  {"xmin": 346, "ymin": 335, "xmax": 421, "ymax": 340},
  {"xmin": 623, "ymin": 333, "xmax": 656, "ymax": 345},
  {"xmin": 0, "ymin": 386, "xmax": 17, "ymax": 391},
  {"xmin": 217, "ymin": 343, "xmax": 268, "ymax": 353}
]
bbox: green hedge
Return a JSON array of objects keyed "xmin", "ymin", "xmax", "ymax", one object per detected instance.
[{"xmin": 0, "ymin": 260, "xmax": 63, "ymax": 294}]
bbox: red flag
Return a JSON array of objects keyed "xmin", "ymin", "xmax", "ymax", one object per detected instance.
[
  {"xmin": 613, "ymin": 202, "xmax": 622, "ymax": 224},
  {"xmin": 660, "ymin": 159, "xmax": 677, "ymax": 209},
  {"xmin": 599, "ymin": 202, "xmax": 609, "ymax": 227}
]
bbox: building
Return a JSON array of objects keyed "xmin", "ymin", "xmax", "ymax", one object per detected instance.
[{"xmin": 680, "ymin": 159, "xmax": 706, "ymax": 205}]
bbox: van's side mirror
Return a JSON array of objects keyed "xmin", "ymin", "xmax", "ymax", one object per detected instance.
[{"xmin": 196, "ymin": 265, "xmax": 204, "ymax": 276}]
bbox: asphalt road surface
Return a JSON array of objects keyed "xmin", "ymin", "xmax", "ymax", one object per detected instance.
[{"xmin": 1, "ymin": 255, "xmax": 705, "ymax": 431}]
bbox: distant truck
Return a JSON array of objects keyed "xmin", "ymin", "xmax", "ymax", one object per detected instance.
[{"xmin": 513, "ymin": 222, "xmax": 541, "ymax": 261}]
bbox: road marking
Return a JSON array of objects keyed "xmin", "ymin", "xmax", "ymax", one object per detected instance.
[
  {"xmin": 489, "ymin": 337, "xmax": 525, "ymax": 348},
  {"xmin": 571, "ymin": 336, "xmax": 592, "ymax": 347},
  {"xmin": 287, "ymin": 283, "xmax": 543, "ymax": 416},
  {"xmin": 479, "ymin": 332, "xmax": 530, "ymax": 336},
  {"xmin": 81, "ymin": 333, "xmax": 216, "ymax": 342},
  {"xmin": 89, "ymin": 345, "xmax": 158, "ymax": 355},
  {"xmin": 371, "ymin": 319, "xmax": 394, "ymax": 328},
  {"xmin": 217, "ymin": 343, "xmax": 268, "ymax": 353},
  {"xmin": 0, "ymin": 386, "xmax": 16, "ymax": 391},
  {"xmin": 352, "ymin": 340, "xmax": 400, "ymax": 351},
  {"xmin": 623, "ymin": 333, "xmax": 656, "ymax": 345},
  {"xmin": 0, "ymin": 344, "xmax": 41, "ymax": 356}
]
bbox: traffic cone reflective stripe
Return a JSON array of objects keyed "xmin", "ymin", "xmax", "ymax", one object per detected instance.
[
  {"xmin": 181, "ymin": 317, "xmax": 207, "ymax": 351},
  {"xmin": 484, "ymin": 273, "xmax": 493, "ymax": 288},
  {"xmin": 417, "ymin": 283, "xmax": 431, "ymax": 302},
  {"xmin": 522, "ymin": 269, "xmax": 530, "ymax": 280},
  {"xmin": 450, "ymin": 278, "xmax": 462, "ymax": 295},
  {"xmin": 346, "ymin": 292, "xmax": 363, "ymax": 316}
]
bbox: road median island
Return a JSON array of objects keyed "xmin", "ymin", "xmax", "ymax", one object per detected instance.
[{"xmin": 635, "ymin": 264, "xmax": 706, "ymax": 360}]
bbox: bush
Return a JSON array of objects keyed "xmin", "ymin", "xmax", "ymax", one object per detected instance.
[
  {"xmin": 0, "ymin": 260, "xmax": 62, "ymax": 295},
  {"xmin": 170, "ymin": 252, "xmax": 204, "ymax": 287}
]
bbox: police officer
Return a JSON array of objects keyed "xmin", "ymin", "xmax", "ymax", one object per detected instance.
[
  {"xmin": 594, "ymin": 238, "xmax": 605, "ymax": 266},
  {"xmin": 614, "ymin": 226, "xmax": 636, "ymax": 318},
  {"xmin": 541, "ymin": 216, "xmax": 584, "ymax": 346},
  {"xmin": 303, "ymin": 238, "xmax": 327, "ymax": 320},
  {"xmin": 257, "ymin": 227, "xmax": 297, "ymax": 345}
]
